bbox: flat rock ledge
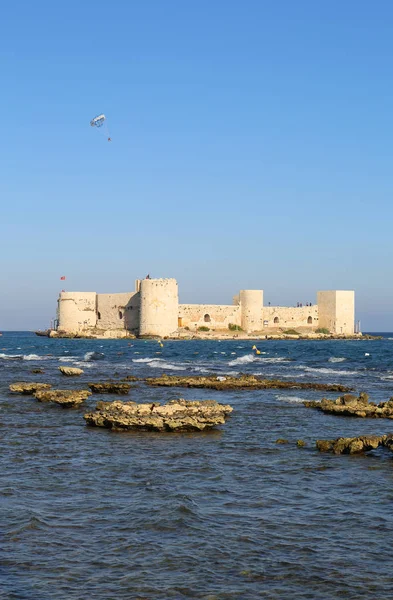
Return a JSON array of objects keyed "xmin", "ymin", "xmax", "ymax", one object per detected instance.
[
  {"xmin": 304, "ymin": 393, "xmax": 393, "ymax": 418},
  {"xmin": 88, "ymin": 382, "xmax": 131, "ymax": 394},
  {"xmin": 146, "ymin": 374, "xmax": 351, "ymax": 393},
  {"xmin": 59, "ymin": 366, "xmax": 84, "ymax": 376},
  {"xmin": 34, "ymin": 389, "xmax": 92, "ymax": 407},
  {"xmin": 316, "ymin": 434, "xmax": 393, "ymax": 454},
  {"xmin": 9, "ymin": 382, "xmax": 52, "ymax": 395},
  {"xmin": 84, "ymin": 399, "xmax": 233, "ymax": 431}
]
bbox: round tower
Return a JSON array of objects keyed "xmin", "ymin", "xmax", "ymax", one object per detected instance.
[
  {"xmin": 57, "ymin": 292, "xmax": 97, "ymax": 333},
  {"xmin": 139, "ymin": 278, "xmax": 179, "ymax": 337},
  {"xmin": 240, "ymin": 290, "xmax": 263, "ymax": 332}
]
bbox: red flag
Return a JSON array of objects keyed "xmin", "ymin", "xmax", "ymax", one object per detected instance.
[{"xmin": 60, "ymin": 276, "xmax": 66, "ymax": 280}]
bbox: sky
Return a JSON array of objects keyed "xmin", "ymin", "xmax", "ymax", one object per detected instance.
[{"xmin": 1, "ymin": 0, "xmax": 392, "ymax": 330}]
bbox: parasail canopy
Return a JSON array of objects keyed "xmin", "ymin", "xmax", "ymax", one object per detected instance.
[{"xmin": 90, "ymin": 114, "xmax": 106, "ymax": 128}]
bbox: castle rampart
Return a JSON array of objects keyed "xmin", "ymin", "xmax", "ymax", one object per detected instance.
[{"xmin": 56, "ymin": 279, "xmax": 356, "ymax": 337}]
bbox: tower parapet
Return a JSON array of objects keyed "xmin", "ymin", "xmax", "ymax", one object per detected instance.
[
  {"xmin": 139, "ymin": 278, "xmax": 178, "ymax": 337},
  {"xmin": 239, "ymin": 290, "xmax": 263, "ymax": 332}
]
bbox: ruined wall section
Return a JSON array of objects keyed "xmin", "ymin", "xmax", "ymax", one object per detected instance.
[
  {"xmin": 317, "ymin": 291, "xmax": 354, "ymax": 334},
  {"xmin": 139, "ymin": 278, "xmax": 178, "ymax": 337},
  {"xmin": 262, "ymin": 305, "xmax": 319, "ymax": 329},
  {"xmin": 96, "ymin": 292, "xmax": 140, "ymax": 332},
  {"xmin": 179, "ymin": 304, "xmax": 241, "ymax": 330},
  {"xmin": 57, "ymin": 292, "xmax": 97, "ymax": 333},
  {"xmin": 240, "ymin": 290, "xmax": 263, "ymax": 332}
]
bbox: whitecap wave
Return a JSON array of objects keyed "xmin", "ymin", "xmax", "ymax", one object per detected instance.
[
  {"xmin": 84, "ymin": 351, "xmax": 105, "ymax": 361},
  {"xmin": 0, "ymin": 353, "xmax": 49, "ymax": 361},
  {"xmin": 58, "ymin": 357, "xmax": 78, "ymax": 363},
  {"xmin": 328, "ymin": 357, "xmax": 347, "ymax": 363},
  {"xmin": 147, "ymin": 360, "xmax": 186, "ymax": 371},
  {"xmin": 303, "ymin": 366, "xmax": 358, "ymax": 376},
  {"xmin": 132, "ymin": 357, "xmax": 160, "ymax": 363},
  {"xmin": 275, "ymin": 394, "xmax": 312, "ymax": 404},
  {"xmin": 0, "ymin": 353, "xmax": 23, "ymax": 360},
  {"xmin": 228, "ymin": 354, "xmax": 258, "ymax": 366}
]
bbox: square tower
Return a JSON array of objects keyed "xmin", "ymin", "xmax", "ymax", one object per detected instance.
[{"xmin": 317, "ymin": 291, "xmax": 355, "ymax": 334}]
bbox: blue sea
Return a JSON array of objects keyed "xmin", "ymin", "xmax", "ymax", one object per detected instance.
[{"xmin": 1, "ymin": 331, "xmax": 393, "ymax": 599}]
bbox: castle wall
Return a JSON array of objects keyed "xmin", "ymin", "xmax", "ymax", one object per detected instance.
[
  {"xmin": 139, "ymin": 278, "xmax": 178, "ymax": 337},
  {"xmin": 96, "ymin": 292, "xmax": 140, "ymax": 332},
  {"xmin": 240, "ymin": 290, "xmax": 263, "ymax": 332},
  {"xmin": 317, "ymin": 291, "xmax": 355, "ymax": 334},
  {"xmin": 178, "ymin": 304, "xmax": 241, "ymax": 330},
  {"xmin": 262, "ymin": 305, "xmax": 319, "ymax": 329},
  {"xmin": 57, "ymin": 292, "xmax": 97, "ymax": 333}
]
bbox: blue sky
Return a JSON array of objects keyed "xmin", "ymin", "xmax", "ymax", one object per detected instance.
[{"xmin": 1, "ymin": 0, "xmax": 392, "ymax": 330}]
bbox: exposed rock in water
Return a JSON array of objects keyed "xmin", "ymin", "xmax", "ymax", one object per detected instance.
[
  {"xmin": 304, "ymin": 392, "xmax": 393, "ymax": 418},
  {"xmin": 84, "ymin": 398, "xmax": 233, "ymax": 431},
  {"xmin": 59, "ymin": 366, "xmax": 84, "ymax": 376},
  {"xmin": 276, "ymin": 438, "xmax": 289, "ymax": 444},
  {"xmin": 34, "ymin": 389, "xmax": 92, "ymax": 407},
  {"xmin": 31, "ymin": 369, "xmax": 44, "ymax": 374},
  {"xmin": 145, "ymin": 374, "xmax": 351, "ymax": 393},
  {"xmin": 88, "ymin": 382, "xmax": 132, "ymax": 395},
  {"xmin": 316, "ymin": 434, "xmax": 391, "ymax": 454},
  {"xmin": 121, "ymin": 375, "xmax": 139, "ymax": 382},
  {"xmin": 296, "ymin": 439, "xmax": 306, "ymax": 447},
  {"xmin": 9, "ymin": 382, "xmax": 52, "ymax": 395}
]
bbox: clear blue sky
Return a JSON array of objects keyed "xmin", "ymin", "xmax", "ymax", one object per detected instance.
[{"xmin": 1, "ymin": 0, "xmax": 392, "ymax": 330}]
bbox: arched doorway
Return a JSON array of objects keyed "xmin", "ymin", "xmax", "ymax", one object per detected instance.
[{"xmin": 204, "ymin": 314, "xmax": 211, "ymax": 323}]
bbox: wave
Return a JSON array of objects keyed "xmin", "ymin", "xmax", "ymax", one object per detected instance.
[
  {"xmin": 148, "ymin": 360, "xmax": 186, "ymax": 371},
  {"xmin": 58, "ymin": 357, "xmax": 78, "ymax": 363},
  {"xmin": 303, "ymin": 366, "xmax": 358, "ymax": 376},
  {"xmin": 328, "ymin": 357, "xmax": 347, "ymax": 363},
  {"xmin": 132, "ymin": 357, "xmax": 158, "ymax": 363},
  {"xmin": 84, "ymin": 351, "xmax": 105, "ymax": 361},
  {"xmin": 275, "ymin": 394, "xmax": 312, "ymax": 404},
  {"xmin": 228, "ymin": 354, "xmax": 258, "ymax": 366},
  {"xmin": 0, "ymin": 353, "xmax": 48, "ymax": 361}
]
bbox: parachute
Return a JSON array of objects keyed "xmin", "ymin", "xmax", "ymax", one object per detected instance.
[{"xmin": 90, "ymin": 114, "xmax": 111, "ymax": 141}]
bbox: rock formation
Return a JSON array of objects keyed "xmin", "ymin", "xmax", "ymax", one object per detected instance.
[
  {"xmin": 9, "ymin": 382, "xmax": 52, "ymax": 395},
  {"xmin": 88, "ymin": 382, "xmax": 132, "ymax": 394},
  {"xmin": 304, "ymin": 393, "xmax": 393, "ymax": 418},
  {"xmin": 59, "ymin": 366, "xmax": 84, "ymax": 376},
  {"xmin": 145, "ymin": 374, "xmax": 351, "ymax": 392},
  {"xmin": 84, "ymin": 398, "xmax": 233, "ymax": 431},
  {"xmin": 316, "ymin": 434, "xmax": 393, "ymax": 454},
  {"xmin": 34, "ymin": 389, "xmax": 92, "ymax": 407}
]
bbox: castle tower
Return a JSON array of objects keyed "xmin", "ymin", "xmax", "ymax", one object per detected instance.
[
  {"xmin": 57, "ymin": 292, "xmax": 97, "ymax": 333},
  {"xmin": 239, "ymin": 290, "xmax": 263, "ymax": 332},
  {"xmin": 317, "ymin": 291, "xmax": 355, "ymax": 334},
  {"xmin": 139, "ymin": 278, "xmax": 179, "ymax": 337}
]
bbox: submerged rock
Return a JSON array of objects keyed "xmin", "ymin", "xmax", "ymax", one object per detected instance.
[
  {"xmin": 34, "ymin": 389, "xmax": 92, "ymax": 407},
  {"xmin": 9, "ymin": 382, "xmax": 52, "ymax": 395},
  {"xmin": 316, "ymin": 435, "xmax": 388, "ymax": 455},
  {"xmin": 84, "ymin": 398, "xmax": 233, "ymax": 431},
  {"xmin": 304, "ymin": 392, "xmax": 393, "ymax": 418},
  {"xmin": 59, "ymin": 366, "xmax": 84, "ymax": 376},
  {"xmin": 145, "ymin": 374, "xmax": 351, "ymax": 393},
  {"xmin": 88, "ymin": 382, "xmax": 132, "ymax": 395}
]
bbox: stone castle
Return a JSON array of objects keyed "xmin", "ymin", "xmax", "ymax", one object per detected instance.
[{"xmin": 56, "ymin": 278, "xmax": 355, "ymax": 337}]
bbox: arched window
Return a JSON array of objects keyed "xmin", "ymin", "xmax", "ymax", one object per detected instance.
[
  {"xmin": 307, "ymin": 316, "xmax": 312, "ymax": 324},
  {"xmin": 97, "ymin": 311, "xmax": 101, "ymax": 320},
  {"xmin": 274, "ymin": 317, "xmax": 279, "ymax": 324},
  {"xmin": 119, "ymin": 310, "xmax": 123, "ymax": 320},
  {"xmin": 204, "ymin": 314, "xmax": 211, "ymax": 323}
]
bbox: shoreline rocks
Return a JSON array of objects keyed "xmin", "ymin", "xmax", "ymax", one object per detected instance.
[
  {"xmin": 34, "ymin": 389, "xmax": 92, "ymax": 407},
  {"xmin": 88, "ymin": 382, "xmax": 132, "ymax": 395},
  {"xmin": 59, "ymin": 366, "xmax": 84, "ymax": 376},
  {"xmin": 84, "ymin": 398, "xmax": 233, "ymax": 431},
  {"xmin": 9, "ymin": 382, "xmax": 52, "ymax": 395},
  {"xmin": 304, "ymin": 393, "xmax": 393, "ymax": 418},
  {"xmin": 316, "ymin": 434, "xmax": 393, "ymax": 454},
  {"xmin": 146, "ymin": 374, "xmax": 352, "ymax": 393}
]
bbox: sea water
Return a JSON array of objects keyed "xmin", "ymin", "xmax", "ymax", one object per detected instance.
[{"xmin": 1, "ymin": 332, "xmax": 393, "ymax": 599}]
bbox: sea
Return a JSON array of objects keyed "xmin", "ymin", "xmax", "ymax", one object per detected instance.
[{"xmin": 1, "ymin": 331, "xmax": 393, "ymax": 599}]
